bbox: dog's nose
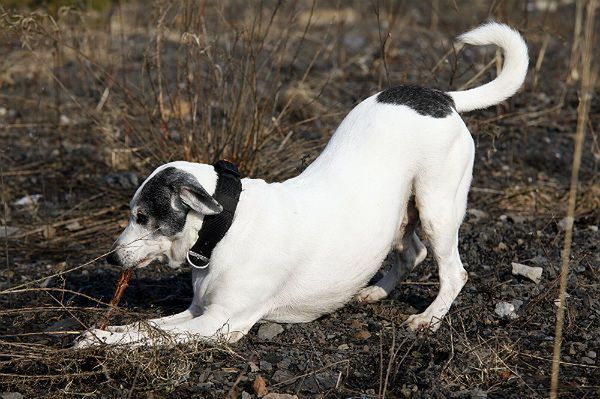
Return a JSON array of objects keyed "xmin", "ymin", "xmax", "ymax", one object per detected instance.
[{"xmin": 106, "ymin": 251, "xmax": 122, "ymax": 266}]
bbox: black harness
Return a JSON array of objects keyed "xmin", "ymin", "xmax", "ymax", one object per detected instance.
[{"xmin": 187, "ymin": 160, "xmax": 242, "ymax": 269}]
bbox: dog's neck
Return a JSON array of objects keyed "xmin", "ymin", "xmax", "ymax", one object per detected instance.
[{"xmin": 187, "ymin": 160, "xmax": 242, "ymax": 269}]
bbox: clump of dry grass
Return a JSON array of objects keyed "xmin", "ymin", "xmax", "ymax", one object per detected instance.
[
  {"xmin": 0, "ymin": 337, "xmax": 232, "ymax": 397},
  {"xmin": 1, "ymin": 1, "xmax": 598, "ymax": 397},
  {"xmin": 495, "ymin": 179, "xmax": 600, "ymax": 219},
  {"xmin": 1, "ymin": 1, "xmax": 335, "ymax": 179}
]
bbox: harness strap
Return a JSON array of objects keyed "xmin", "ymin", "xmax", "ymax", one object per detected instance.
[{"xmin": 187, "ymin": 160, "xmax": 242, "ymax": 268}]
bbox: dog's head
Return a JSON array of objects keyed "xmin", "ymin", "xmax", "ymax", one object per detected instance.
[{"xmin": 106, "ymin": 162, "xmax": 222, "ymax": 269}]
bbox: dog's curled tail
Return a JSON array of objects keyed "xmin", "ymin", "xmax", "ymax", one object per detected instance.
[{"xmin": 448, "ymin": 22, "xmax": 528, "ymax": 113}]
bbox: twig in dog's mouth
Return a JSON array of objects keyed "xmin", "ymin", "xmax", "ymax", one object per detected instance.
[{"xmin": 97, "ymin": 268, "xmax": 133, "ymax": 330}]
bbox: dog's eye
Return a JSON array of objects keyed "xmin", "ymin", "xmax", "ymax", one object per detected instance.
[{"xmin": 136, "ymin": 212, "xmax": 148, "ymax": 225}]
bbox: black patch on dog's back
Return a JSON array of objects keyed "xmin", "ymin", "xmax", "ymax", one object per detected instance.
[{"xmin": 376, "ymin": 85, "xmax": 455, "ymax": 118}]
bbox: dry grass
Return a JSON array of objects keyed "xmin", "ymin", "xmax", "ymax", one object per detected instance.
[
  {"xmin": 0, "ymin": 1, "xmax": 598, "ymax": 397},
  {"xmin": 550, "ymin": 0, "xmax": 597, "ymax": 396}
]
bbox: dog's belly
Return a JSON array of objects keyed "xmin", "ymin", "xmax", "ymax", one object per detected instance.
[{"xmin": 262, "ymin": 216, "xmax": 398, "ymax": 323}]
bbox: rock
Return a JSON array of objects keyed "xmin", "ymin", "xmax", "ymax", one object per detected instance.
[
  {"xmin": 259, "ymin": 360, "xmax": 273, "ymax": 371},
  {"xmin": 65, "ymin": 221, "xmax": 82, "ymax": 231},
  {"xmin": 511, "ymin": 262, "xmax": 543, "ymax": 284},
  {"xmin": 257, "ymin": 323, "xmax": 284, "ymax": 340},
  {"xmin": 270, "ymin": 370, "xmax": 295, "ymax": 384},
  {"xmin": 558, "ymin": 216, "xmax": 573, "ymax": 231},
  {"xmin": 529, "ymin": 255, "xmax": 548, "ymax": 265},
  {"xmin": 1, "ymin": 393, "xmax": 24, "ymax": 399},
  {"xmin": 587, "ymin": 351, "xmax": 596, "ymax": 359},
  {"xmin": 511, "ymin": 300, "xmax": 524, "ymax": 311},
  {"xmin": 349, "ymin": 319, "xmax": 364, "ymax": 329},
  {"xmin": 506, "ymin": 213, "xmax": 527, "ymax": 223},
  {"xmin": 0, "ymin": 226, "xmax": 19, "ymax": 238},
  {"xmin": 241, "ymin": 392, "xmax": 252, "ymax": 399},
  {"xmin": 40, "ymin": 276, "xmax": 54, "ymax": 288},
  {"xmin": 277, "ymin": 358, "xmax": 291, "ymax": 369},
  {"xmin": 495, "ymin": 242, "xmax": 508, "ymax": 252},
  {"xmin": 353, "ymin": 330, "xmax": 371, "ymax": 340},
  {"xmin": 316, "ymin": 371, "xmax": 338, "ymax": 389},
  {"xmin": 302, "ymin": 371, "xmax": 339, "ymax": 393},
  {"xmin": 45, "ymin": 317, "xmax": 79, "ymax": 333},
  {"xmin": 263, "ymin": 394, "xmax": 298, "ymax": 399},
  {"xmin": 495, "ymin": 302, "xmax": 517, "ymax": 319},
  {"xmin": 554, "ymin": 293, "xmax": 571, "ymax": 307},
  {"xmin": 467, "ymin": 209, "xmax": 488, "ymax": 220},
  {"xmin": 580, "ymin": 356, "xmax": 595, "ymax": 365},
  {"xmin": 343, "ymin": 33, "xmax": 366, "ymax": 52},
  {"xmin": 337, "ymin": 343, "xmax": 349, "ymax": 350},
  {"xmin": 252, "ymin": 374, "xmax": 268, "ymax": 397},
  {"xmin": 13, "ymin": 194, "xmax": 42, "ymax": 206},
  {"xmin": 105, "ymin": 172, "xmax": 139, "ymax": 189},
  {"xmin": 471, "ymin": 388, "xmax": 488, "ymax": 398}
]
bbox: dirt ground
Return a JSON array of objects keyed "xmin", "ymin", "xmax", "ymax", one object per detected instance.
[{"xmin": 0, "ymin": 1, "xmax": 599, "ymax": 398}]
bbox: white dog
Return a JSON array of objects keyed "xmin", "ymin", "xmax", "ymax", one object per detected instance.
[{"xmin": 76, "ymin": 22, "xmax": 528, "ymax": 347}]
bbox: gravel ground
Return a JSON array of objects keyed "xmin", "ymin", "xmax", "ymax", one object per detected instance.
[{"xmin": 1, "ymin": 1, "xmax": 599, "ymax": 398}]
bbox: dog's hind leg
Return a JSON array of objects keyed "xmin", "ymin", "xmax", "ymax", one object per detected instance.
[
  {"xmin": 404, "ymin": 132, "xmax": 474, "ymax": 332},
  {"xmin": 355, "ymin": 199, "xmax": 427, "ymax": 303}
]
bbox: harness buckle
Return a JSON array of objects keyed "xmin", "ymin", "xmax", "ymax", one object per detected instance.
[{"xmin": 187, "ymin": 250, "xmax": 210, "ymax": 269}]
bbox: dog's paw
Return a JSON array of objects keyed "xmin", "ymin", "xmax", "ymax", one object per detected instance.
[
  {"xmin": 355, "ymin": 285, "xmax": 388, "ymax": 303},
  {"xmin": 73, "ymin": 328, "xmax": 114, "ymax": 349},
  {"xmin": 403, "ymin": 312, "xmax": 442, "ymax": 332}
]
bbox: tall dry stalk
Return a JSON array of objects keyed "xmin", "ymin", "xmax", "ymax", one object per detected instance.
[{"xmin": 549, "ymin": 1, "xmax": 597, "ymax": 397}]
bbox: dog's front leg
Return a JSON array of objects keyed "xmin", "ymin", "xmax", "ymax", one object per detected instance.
[
  {"xmin": 103, "ymin": 307, "xmax": 199, "ymax": 333},
  {"xmin": 74, "ymin": 304, "xmax": 247, "ymax": 347},
  {"xmin": 160, "ymin": 304, "xmax": 252, "ymax": 343}
]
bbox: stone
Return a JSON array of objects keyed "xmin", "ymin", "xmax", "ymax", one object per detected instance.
[
  {"xmin": 353, "ymin": 330, "xmax": 371, "ymax": 340},
  {"xmin": 511, "ymin": 262, "xmax": 543, "ymax": 284},
  {"xmin": 105, "ymin": 172, "xmax": 139, "ymax": 189},
  {"xmin": 580, "ymin": 357, "xmax": 595, "ymax": 365},
  {"xmin": 252, "ymin": 374, "xmax": 268, "ymax": 397},
  {"xmin": 271, "ymin": 370, "xmax": 294, "ymax": 384},
  {"xmin": 0, "ymin": 226, "xmax": 19, "ymax": 238},
  {"xmin": 13, "ymin": 194, "xmax": 42, "ymax": 206},
  {"xmin": 506, "ymin": 213, "xmax": 527, "ymax": 223},
  {"xmin": 558, "ymin": 216, "xmax": 573, "ymax": 231},
  {"xmin": 263, "ymin": 394, "xmax": 298, "ymax": 399},
  {"xmin": 302, "ymin": 371, "xmax": 339, "ymax": 393},
  {"xmin": 471, "ymin": 388, "xmax": 488, "ymax": 398},
  {"xmin": 257, "ymin": 323, "xmax": 284, "ymax": 340},
  {"xmin": 467, "ymin": 209, "xmax": 488, "ymax": 220},
  {"xmin": 259, "ymin": 360, "xmax": 273, "ymax": 371},
  {"xmin": 511, "ymin": 300, "xmax": 524, "ymax": 311},
  {"xmin": 45, "ymin": 317, "xmax": 79, "ymax": 333},
  {"xmin": 494, "ymin": 302, "xmax": 517, "ymax": 319},
  {"xmin": 277, "ymin": 358, "xmax": 291, "ymax": 369},
  {"xmin": 1, "ymin": 394, "xmax": 24, "ymax": 399},
  {"xmin": 529, "ymin": 255, "xmax": 548, "ymax": 265}
]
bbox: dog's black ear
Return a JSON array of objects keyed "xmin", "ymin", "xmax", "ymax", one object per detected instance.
[{"xmin": 180, "ymin": 185, "xmax": 223, "ymax": 215}]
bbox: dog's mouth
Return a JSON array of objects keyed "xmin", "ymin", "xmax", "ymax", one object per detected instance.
[{"xmin": 133, "ymin": 255, "xmax": 167, "ymax": 269}]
